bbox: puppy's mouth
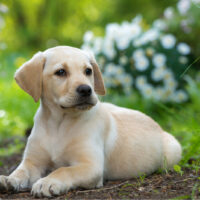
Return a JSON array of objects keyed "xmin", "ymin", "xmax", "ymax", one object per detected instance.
[{"xmin": 60, "ymin": 102, "xmax": 95, "ymax": 110}]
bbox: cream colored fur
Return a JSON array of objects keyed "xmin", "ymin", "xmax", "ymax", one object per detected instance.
[{"xmin": 0, "ymin": 46, "xmax": 182, "ymax": 197}]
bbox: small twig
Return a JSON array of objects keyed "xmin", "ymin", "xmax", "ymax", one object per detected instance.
[
  {"xmin": 76, "ymin": 180, "xmax": 129, "ymax": 194},
  {"xmin": 172, "ymin": 177, "xmax": 199, "ymax": 184}
]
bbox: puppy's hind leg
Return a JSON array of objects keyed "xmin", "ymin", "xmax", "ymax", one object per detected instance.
[{"xmin": 162, "ymin": 132, "xmax": 182, "ymax": 169}]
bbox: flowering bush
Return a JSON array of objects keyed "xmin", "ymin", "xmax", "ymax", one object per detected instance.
[
  {"xmin": 82, "ymin": 16, "xmax": 192, "ymax": 103},
  {"xmin": 162, "ymin": 0, "xmax": 200, "ymax": 58}
]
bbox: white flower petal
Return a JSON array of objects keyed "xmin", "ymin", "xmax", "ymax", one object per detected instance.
[
  {"xmin": 177, "ymin": 43, "xmax": 191, "ymax": 55},
  {"xmin": 160, "ymin": 34, "xmax": 176, "ymax": 49},
  {"xmin": 152, "ymin": 53, "xmax": 167, "ymax": 68},
  {"xmin": 83, "ymin": 31, "xmax": 94, "ymax": 43},
  {"xmin": 135, "ymin": 56, "xmax": 149, "ymax": 71}
]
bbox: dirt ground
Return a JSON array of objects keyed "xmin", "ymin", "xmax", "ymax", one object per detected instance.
[{"xmin": 0, "ymin": 152, "xmax": 199, "ymax": 200}]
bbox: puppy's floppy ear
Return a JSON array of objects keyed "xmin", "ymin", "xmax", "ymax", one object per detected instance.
[
  {"xmin": 14, "ymin": 52, "xmax": 46, "ymax": 102},
  {"xmin": 85, "ymin": 51, "xmax": 106, "ymax": 95}
]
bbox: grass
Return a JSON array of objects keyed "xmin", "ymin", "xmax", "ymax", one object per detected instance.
[{"xmin": 0, "ymin": 53, "xmax": 200, "ymax": 168}]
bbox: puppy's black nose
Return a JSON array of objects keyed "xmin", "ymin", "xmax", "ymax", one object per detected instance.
[{"xmin": 76, "ymin": 85, "xmax": 92, "ymax": 97}]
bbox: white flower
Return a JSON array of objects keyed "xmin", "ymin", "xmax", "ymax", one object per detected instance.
[
  {"xmin": 135, "ymin": 56, "xmax": 149, "ymax": 71},
  {"xmin": 151, "ymin": 66, "xmax": 166, "ymax": 81},
  {"xmin": 160, "ymin": 34, "xmax": 176, "ymax": 49},
  {"xmin": 115, "ymin": 22, "xmax": 141, "ymax": 50},
  {"xmin": 123, "ymin": 74, "xmax": 133, "ymax": 85},
  {"xmin": 153, "ymin": 20, "xmax": 167, "ymax": 30},
  {"xmin": 104, "ymin": 64, "xmax": 125, "ymax": 79},
  {"xmin": 116, "ymin": 37, "xmax": 130, "ymax": 50},
  {"xmin": 132, "ymin": 49, "xmax": 145, "ymax": 60},
  {"xmin": 154, "ymin": 87, "xmax": 166, "ymax": 101},
  {"xmin": 133, "ymin": 29, "xmax": 159, "ymax": 47},
  {"xmin": 119, "ymin": 55, "xmax": 128, "ymax": 65},
  {"xmin": 129, "ymin": 23, "xmax": 141, "ymax": 39},
  {"xmin": 163, "ymin": 87, "xmax": 175, "ymax": 101},
  {"xmin": 140, "ymin": 84, "xmax": 154, "ymax": 99},
  {"xmin": 93, "ymin": 37, "xmax": 103, "ymax": 54},
  {"xmin": 81, "ymin": 44, "xmax": 93, "ymax": 52},
  {"xmin": 172, "ymin": 90, "xmax": 188, "ymax": 103},
  {"xmin": 179, "ymin": 56, "xmax": 188, "ymax": 64},
  {"xmin": 164, "ymin": 7, "xmax": 174, "ymax": 19},
  {"xmin": 106, "ymin": 23, "xmax": 120, "ymax": 40},
  {"xmin": 164, "ymin": 77, "xmax": 177, "ymax": 90},
  {"xmin": 97, "ymin": 56, "xmax": 106, "ymax": 68},
  {"xmin": 132, "ymin": 15, "xmax": 143, "ymax": 24},
  {"xmin": 140, "ymin": 29, "xmax": 160, "ymax": 44},
  {"xmin": 102, "ymin": 38, "xmax": 116, "ymax": 59},
  {"xmin": 116, "ymin": 67, "xmax": 124, "ymax": 76},
  {"xmin": 163, "ymin": 69, "xmax": 173, "ymax": 82},
  {"xmin": 118, "ymin": 73, "xmax": 133, "ymax": 89},
  {"xmin": 0, "ymin": 4, "xmax": 8, "ymax": 13},
  {"xmin": 83, "ymin": 31, "xmax": 94, "ymax": 43},
  {"xmin": 104, "ymin": 63, "xmax": 117, "ymax": 76},
  {"xmin": 177, "ymin": 43, "xmax": 191, "ymax": 55},
  {"xmin": 152, "ymin": 53, "xmax": 167, "ymax": 68},
  {"xmin": 135, "ymin": 76, "xmax": 147, "ymax": 90},
  {"xmin": 177, "ymin": 0, "xmax": 191, "ymax": 15},
  {"xmin": 0, "ymin": 110, "xmax": 6, "ymax": 118}
]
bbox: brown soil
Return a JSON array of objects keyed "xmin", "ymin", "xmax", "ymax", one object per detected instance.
[{"xmin": 0, "ymin": 153, "xmax": 200, "ymax": 199}]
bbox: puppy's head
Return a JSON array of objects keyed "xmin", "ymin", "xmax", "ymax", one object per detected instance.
[{"xmin": 15, "ymin": 46, "xmax": 105, "ymax": 111}]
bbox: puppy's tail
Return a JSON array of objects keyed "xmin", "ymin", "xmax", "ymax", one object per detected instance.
[{"xmin": 162, "ymin": 132, "xmax": 182, "ymax": 169}]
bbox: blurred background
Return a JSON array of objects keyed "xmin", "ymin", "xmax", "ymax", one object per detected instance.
[{"xmin": 0, "ymin": 0, "xmax": 200, "ymax": 169}]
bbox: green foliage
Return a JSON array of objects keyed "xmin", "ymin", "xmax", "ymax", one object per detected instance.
[
  {"xmin": 137, "ymin": 174, "xmax": 146, "ymax": 186},
  {"xmin": 163, "ymin": 2, "xmax": 200, "ymax": 59},
  {"xmin": 173, "ymin": 165, "xmax": 184, "ymax": 176},
  {"xmin": 170, "ymin": 195, "xmax": 191, "ymax": 200},
  {"xmin": 0, "ymin": 53, "xmax": 39, "ymax": 140},
  {"xmin": 0, "ymin": 0, "xmax": 174, "ymax": 52}
]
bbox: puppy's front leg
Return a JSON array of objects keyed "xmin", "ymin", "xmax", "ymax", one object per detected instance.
[
  {"xmin": 32, "ymin": 154, "xmax": 103, "ymax": 197},
  {"xmin": 0, "ymin": 139, "xmax": 48, "ymax": 192},
  {"xmin": 0, "ymin": 159, "xmax": 41, "ymax": 192}
]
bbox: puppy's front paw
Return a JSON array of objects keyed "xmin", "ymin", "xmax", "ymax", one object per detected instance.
[
  {"xmin": 31, "ymin": 177, "xmax": 67, "ymax": 198},
  {"xmin": 0, "ymin": 175, "xmax": 29, "ymax": 192},
  {"xmin": 0, "ymin": 175, "xmax": 8, "ymax": 192}
]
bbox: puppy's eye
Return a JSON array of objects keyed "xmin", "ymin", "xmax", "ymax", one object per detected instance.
[
  {"xmin": 55, "ymin": 69, "xmax": 66, "ymax": 76},
  {"xmin": 85, "ymin": 68, "xmax": 92, "ymax": 76}
]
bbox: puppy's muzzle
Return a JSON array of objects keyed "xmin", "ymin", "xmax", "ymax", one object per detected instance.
[
  {"xmin": 76, "ymin": 84, "xmax": 92, "ymax": 97},
  {"xmin": 60, "ymin": 85, "xmax": 95, "ymax": 110}
]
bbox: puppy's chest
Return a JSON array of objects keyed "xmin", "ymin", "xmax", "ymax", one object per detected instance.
[{"xmin": 42, "ymin": 127, "xmax": 71, "ymax": 166}]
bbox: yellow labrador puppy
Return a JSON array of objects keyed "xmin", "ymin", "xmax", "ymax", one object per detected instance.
[{"xmin": 0, "ymin": 46, "xmax": 181, "ymax": 197}]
